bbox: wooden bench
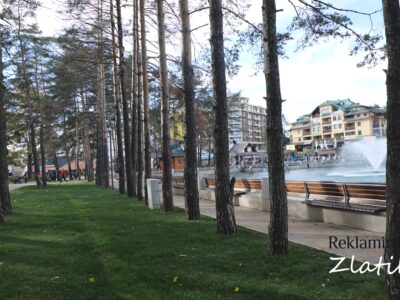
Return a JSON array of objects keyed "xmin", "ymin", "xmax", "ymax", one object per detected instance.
[
  {"xmin": 204, "ymin": 178, "xmax": 262, "ymax": 196},
  {"xmin": 172, "ymin": 177, "xmax": 185, "ymax": 190},
  {"xmin": 286, "ymin": 181, "xmax": 307, "ymax": 197},
  {"xmin": 234, "ymin": 179, "xmax": 262, "ymax": 192},
  {"xmin": 285, "ymin": 180, "xmax": 386, "ymax": 214},
  {"xmin": 345, "ymin": 183, "xmax": 386, "ymax": 213}
]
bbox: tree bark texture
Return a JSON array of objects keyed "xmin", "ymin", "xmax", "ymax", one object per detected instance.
[
  {"xmin": 262, "ymin": 0, "xmax": 288, "ymax": 255},
  {"xmin": 141, "ymin": 0, "xmax": 152, "ymax": 205},
  {"xmin": 0, "ymin": 33, "xmax": 10, "ymax": 222},
  {"xmin": 110, "ymin": 0, "xmax": 126, "ymax": 194},
  {"xmin": 95, "ymin": 1, "xmax": 109, "ymax": 188},
  {"xmin": 157, "ymin": 0, "xmax": 174, "ymax": 211},
  {"xmin": 180, "ymin": 0, "xmax": 200, "ymax": 219},
  {"xmin": 30, "ymin": 123, "xmax": 41, "ymax": 187},
  {"xmin": 27, "ymin": 151, "xmax": 33, "ymax": 180},
  {"xmin": 209, "ymin": 0, "xmax": 236, "ymax": 234},
  {"xmin": 40, "ymin": 124, "xmax": 47, "ymax": 187},
  {"xmin": 131, "ymin": 0, "xmax": 138, "ymax": 197},
  {"xmin": 137, "ymin": 47, "xmax": 143, "ymax": 201},
  {"xmin": 80, "ymin": 89, "xmax": 93, "ymax": 182},
  {"xmin": 116, "ymin": 0, "xmax": 134, "ymax": 196},
  {"xmin": 382, "ymin": 0, "xmax": 400, "ymax": 298}
]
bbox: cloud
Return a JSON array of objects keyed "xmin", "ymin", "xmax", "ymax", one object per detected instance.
[{"xmin": 228, "ymin": 41, "xmax": 386, "ymax": 123}]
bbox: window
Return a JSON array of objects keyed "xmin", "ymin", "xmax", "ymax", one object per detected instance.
[
  {"xmin": 321, "ymin": 108, "xmax": 331, "ymax": 115},
  {"xmin": 338, "ymin": 116, "xmax": 342, "ymax": 120},
  {"xmin": 357, "ymin": 114, "xmax": 360, "ymax": 117},
  {"xmin": 332, "ymin": 116, "xmax": 337, "ymax": 121},
  {"xmin": 358, "ymin": 130, "xmax": 362, "ymax": 135},
  {"xmin": 357, "ymin": 122, "xmax": 361, "ymax": 126},
  {"xmin": 338, "ymin": 124, "xmax": 342, "ymax": 129},
  {"xmin": 297, "ymin": 138, "xmax": 301, "ymax": 142},
  {"xmin": 298, "ymin": 130, "xmax": 301, "ymax": 134},
  {"xmin": 364, "ymin": 113, "xmax": 368, "ymax": 116},
  {"xmin": 333, "ymin": 125, "xmax": 337, "ymax": 129}
]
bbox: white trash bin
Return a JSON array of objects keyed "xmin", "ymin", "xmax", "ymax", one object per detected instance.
[{"xmin": 147, "ymin": 179, "xmax": 161, "ymax": 209}]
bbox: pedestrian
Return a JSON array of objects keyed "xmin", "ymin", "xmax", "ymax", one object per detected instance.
[{"xmin": 60, "ymin": 168, "xmax": 67, "ymax": 182}]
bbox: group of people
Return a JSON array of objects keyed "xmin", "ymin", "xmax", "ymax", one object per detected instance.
[{"xmin": 45, "ymin": 169, "xmax": 81, "ymax": 182}]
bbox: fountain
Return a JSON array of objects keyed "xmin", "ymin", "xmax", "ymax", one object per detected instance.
[
  {"xmin": 324, "ymin": 138, "xmax": 386, "ymax": 182},
  {"xmin": 230, "ymin": 138, "xmax": 387, "ymax": 184},
  {"xmin": 339, "ymin": 138, "xmax": 386, "ymax": 171}
]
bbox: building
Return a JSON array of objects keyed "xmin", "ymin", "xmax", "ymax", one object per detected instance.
[
  {"xmin": 228, "ymin": 98, "xmax": 267, "ymax": 143},
  {"xmin": 289, "ymin": 99, "xmax": 386, "ymax": 154}
]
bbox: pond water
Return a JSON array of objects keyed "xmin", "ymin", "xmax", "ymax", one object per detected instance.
[{"xmin": 232, "ymin": 166, "xmax": 385, "ymax": 184}]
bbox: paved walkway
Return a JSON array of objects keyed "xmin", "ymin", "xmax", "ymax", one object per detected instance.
[
  {"xmin": 9, "ymin": 182, "xmax": 35, "ymax": 192},
  {"xmin": 173, "ymin": 195, "xmax": 384, "ymax": 263}
]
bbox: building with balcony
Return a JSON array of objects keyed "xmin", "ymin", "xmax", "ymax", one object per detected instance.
[
  {"xmin": 228, "ymin": 98, "xmax": 267, "ymax": 143},
  {"xmin": 289, "ymin": 99, "xmax": 386, "ymax": 154}
]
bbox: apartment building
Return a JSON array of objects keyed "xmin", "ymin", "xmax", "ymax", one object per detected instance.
[
  {"xmin": 289, "ymin": 99, "xmax": 386, "ymax": 149},
  {"xmin": 228, "ymin": 98, "xmax": 267, "ymax": 143}
]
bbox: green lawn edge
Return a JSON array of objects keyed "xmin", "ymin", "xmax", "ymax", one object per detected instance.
[{"xmin": 0, "ymin": 183, "xmax": 385, "ymax": 300}]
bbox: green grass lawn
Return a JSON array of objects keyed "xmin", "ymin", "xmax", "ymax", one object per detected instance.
[{"xmin": 0, "ymin": 182, "xmax": 385, "ymax": 300}]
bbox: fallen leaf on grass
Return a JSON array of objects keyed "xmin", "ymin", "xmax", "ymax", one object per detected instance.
[
  {"xmin": 234, "ymin": 287, "xmax": 240, "ymax": 293},
  {"xmin": 50, "ymin": 276, "xmax": 60, "ymax": 281},
  {"xmin": 172, "ymin": 276, "xmax": 178, "ymax": 283},
  {"xmin": 89, "ymin": 277, "xmax": 96, "ymax": 283}
]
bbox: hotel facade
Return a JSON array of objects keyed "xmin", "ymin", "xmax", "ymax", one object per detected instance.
[{"xmin": 289, "ymin": 99, "xmax": 386, "ymax": 153}]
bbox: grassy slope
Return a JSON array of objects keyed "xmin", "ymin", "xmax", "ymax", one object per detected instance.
[{"xmin": 0, "ymin": 183, "xmax": 385, "ymax": 300}]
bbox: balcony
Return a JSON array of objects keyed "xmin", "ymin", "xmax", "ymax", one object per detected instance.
[
  {"xmin": 345, "ymin": 131, "xmax": 355, "ymax": 136},
  {"xmin": 345, "ymin": 126, "xmax": 355, "ymax": 131}
]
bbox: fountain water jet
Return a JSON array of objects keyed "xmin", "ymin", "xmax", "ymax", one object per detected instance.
[{"xmin": 339, "ymin": 138, "xmax": 387, "ymax": 171}]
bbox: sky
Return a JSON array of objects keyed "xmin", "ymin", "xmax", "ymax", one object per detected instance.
[{"xmin": 36, "ymin": 0, "xmax": 387, "ymax": 123}]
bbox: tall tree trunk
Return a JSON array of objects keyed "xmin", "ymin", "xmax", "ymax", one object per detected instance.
[
  {"xmin": 116, "ymin": 0, "xmax": 134, "ymax": 196},
  {"xmin": 382, "ymin": 0, "xmax": 400, "ymax": 297},
  {"xmin": 66, "ymin": 148, "xmax": 73, "ymax": 180},
  {"xmin": 0, "ymin": 32, "xmax": 10, "ymax": 222},
  {"xmin": 95, "ymin": 1, "xmax": 109, "ymax": 188},
  {"xmin": 39, "ymin": 124, "xmax": 47, "ymax": 187},
  {"xmin": 180, "ymin": 0, "xmax": 200, "ymax": 219},
  {"xmin": 209, "ymin": 0, "xmax": 236, "ymax": 234},
  {"xmin": 27, "ymin": 151, "xmax": 33, "ymax": 180},
  {"xmin": 137, "ymin": 47, "xmax": 143, "ymax": 201},
  {"xmin": 262, "ymin": 0, "xmax": 288, "ymax": 255},
  {"xmin": 30, "ymin": 123, "xmax": 41, "ymax": 187},
  {"xmin": 80, "ymin": 89, "xmax": 93, "ymax": 182},
  {"xmin": 54, "ymin": 153, "xmax": 60, "ymax": 182},
  {"xmin": 75, "ymin": 102, "xmax": 81, "ymax": 180},
  {"xmin": 140, "ymin": 0, "xmax": 151, "ymax": 204},
  {"xmin": 16, "ymin": 16, "xmax": 40, "ymax": 188},
  {"xmin": 157, "ymin": 0, "xmax": 174, "ymax": 211},
  {"xmin": 131, "ymin": 0, "xmax": 138, "ymax": 197},
  {"xmin": 110, "ymin": 0, "xmax": 126, "ymax": 194}
]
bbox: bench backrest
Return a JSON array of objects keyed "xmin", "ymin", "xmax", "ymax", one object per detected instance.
[
  {"xmin": 234, "ymin": 179, "xmax": 262, "ymax": 192},
  {"xmin": 204, "ymin": 178, "xmax": 261, "ymax": 192},
  {"xmin": 305, "ymin": 182, "xmax": 345, "ymax": 202},
  {"xmin": 286, "ymin": 181, "xmax": 306, "ymax": 196},
  {"xmin": 345, "ymin": 184, "xmax": 386, "ymax": 207}
]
